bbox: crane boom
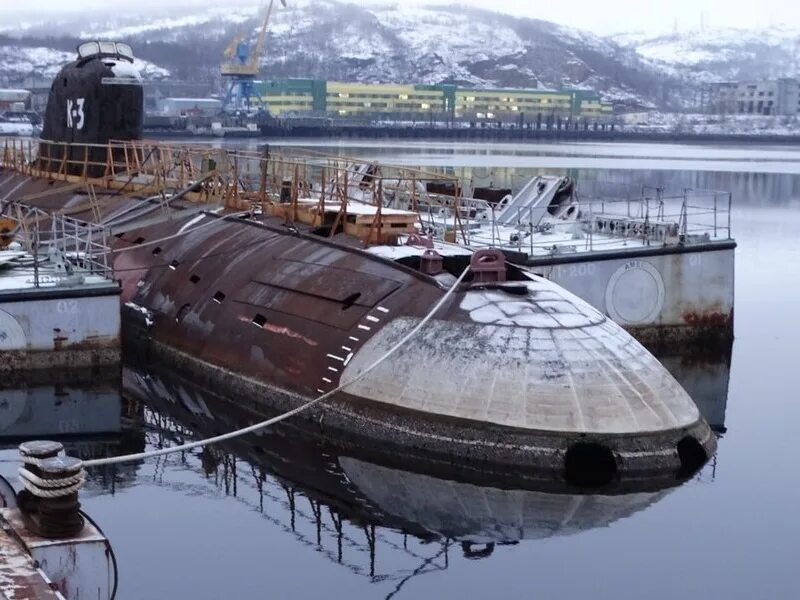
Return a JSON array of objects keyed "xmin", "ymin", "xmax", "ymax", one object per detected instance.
[
  {"xmin": 250, "ymin": 0, "xmax": 277, "ymax": 69},
  {"xmin": 220, "ymin": 0, "xmax": 286, "ymax": 111},
  {"xmin": 220, "ymin": 0, "xmax": 284, "ymax": 77}
]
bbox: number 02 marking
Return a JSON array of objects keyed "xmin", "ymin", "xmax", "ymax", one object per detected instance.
[{"xmin": 57, "ymin": 300, "xmax": 79, "ymax": 314}]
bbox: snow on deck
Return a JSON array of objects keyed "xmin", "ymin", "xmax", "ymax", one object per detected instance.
[{"xmin": 0, "ymin": 250, "xmax": 114, "ymax": 294}]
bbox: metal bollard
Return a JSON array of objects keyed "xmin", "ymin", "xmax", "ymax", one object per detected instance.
[
  {"xmin": 420, "ymin": 249, "xmax": 444, "ymax": 276},
  {"xmin": 17, "ymin": 440, "xmax": 86, "ymax": 539}
]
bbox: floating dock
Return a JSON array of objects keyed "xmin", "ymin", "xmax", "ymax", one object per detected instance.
[{"xmin": 0, "ymin": 211, "xmax": 120, "ymax": 372}]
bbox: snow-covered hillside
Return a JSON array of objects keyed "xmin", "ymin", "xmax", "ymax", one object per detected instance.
[
  {"xmin": 0, "ymin": 0, "xmax": 665, "ymax": 107},
  {"xmin": 617, "ymin": 26, "xmax": 800, "ymax": 83},
  {"xmin": 0, "ymin": 45, "xmax": 170, "ymax": 80},
  {"xmin": 2, "ymin": 2, "xmax": 797, "ymax": 110}
]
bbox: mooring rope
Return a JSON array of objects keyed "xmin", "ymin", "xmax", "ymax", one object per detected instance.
[
  {"xmin": 80, "ymin": 264, "xmax": 470, "ymax": 468},
  {"xmin": 18, "ymin": 467, "xmax": 86, "ymax": 498}
]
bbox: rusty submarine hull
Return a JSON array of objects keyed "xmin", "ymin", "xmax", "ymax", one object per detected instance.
[{"xmin": 0, "ymin": 42, "xmax": 716, "ymax": 483}]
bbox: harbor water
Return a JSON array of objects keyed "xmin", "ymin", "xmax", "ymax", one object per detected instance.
[{"xmin": 2, "ymin": 141, "xmax": 799, "ymax": 599}]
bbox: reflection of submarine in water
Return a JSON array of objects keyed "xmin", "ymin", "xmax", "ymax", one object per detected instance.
[
  {"xmin": 0, "ymin": 368, "xmax": 146, "ymax": 492},
  {"xmin": 0, "ymin": 42, "xmax": 716, "ymax": 478},
  {"xmin": 121, "ymin": 360, "xmax": 729, "ymax": 560}
]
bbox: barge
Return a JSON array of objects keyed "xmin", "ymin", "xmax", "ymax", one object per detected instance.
[
  {"xmin": 0, "ymin": 42, "xmax": 718, "ymax": 480},
  {"xmin": 0, "ymin": 211, "xmax": 120, "ymax": 371}
]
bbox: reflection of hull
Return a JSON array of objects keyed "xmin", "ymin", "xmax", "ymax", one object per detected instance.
[
  {"xmin": 0, "ymin": 367, "xmax": 121, "ymax": 440},
  {"xmin": 655, "ymin": 343, "xmax": 732, "ymax": 433},
  {"xmin": 0, "ymin": 367, "xmax": 145, "ymax": 492},
  {"xmin": 339, "ymin": 457, "xmax": 671, "ymax": 545},
  {"xmin": 123, "ymin": 363, "xmax": 688, "ymax": 547}
]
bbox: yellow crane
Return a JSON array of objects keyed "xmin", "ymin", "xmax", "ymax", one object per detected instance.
[{"xmin": 221, "ymin": 0, "xmax": 286, "ymax": 111}]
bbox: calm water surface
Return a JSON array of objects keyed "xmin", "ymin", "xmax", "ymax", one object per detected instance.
[{"xmin": 2, "ymin": 141, "xmax": 799, "ymax": 599}]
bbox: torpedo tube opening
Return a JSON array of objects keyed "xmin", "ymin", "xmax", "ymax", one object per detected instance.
[
  {"xmin": 676, "ymin": 435, "xmax": 708, "ymax": 477},
  {"xmin": 563, "ymin": 442, "xmax": 618, "ymax": 487}
]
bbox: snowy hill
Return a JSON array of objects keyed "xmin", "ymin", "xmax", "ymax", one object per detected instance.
[
  {"xmin": 2, "ymin": 2, "xmax": 796, "ymax": 110},
  {"xmin": 617, "ymin": 26, "xmax": 800, "ymax": 83},
  {"xmin": 0, "ymin": 45, "xmax": 170, "ymax": 80}
]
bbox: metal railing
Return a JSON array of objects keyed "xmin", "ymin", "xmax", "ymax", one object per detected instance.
[
  {"xmin": 423, "ymin": 185, "xmax": 733, "ymax": 255},
  {"xmin": 0, "ymin": 137, "xmax": 469, "ymax": 245},
  {"xmin": 3, "ymin": 201, "xmax": 113, "ymax": 285},
  {"xmin": 1, "ymin": 137, "xmax": 733, "ymax": 254}
]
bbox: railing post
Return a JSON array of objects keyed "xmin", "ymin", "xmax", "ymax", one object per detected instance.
[
  {"xmin": 713, "ymin": 193, "xmax": 718, "ymax": 238},
  {"xmin": 33, "ymin": 223, "xmax": 39, "ymax": 288},
  {"xmin": 529, "ymin": 205, "xmax": 533, "ymax": 255},
  {"xmin": 727, "ymin": 192, "xmax": 732, "ymax": 239}
]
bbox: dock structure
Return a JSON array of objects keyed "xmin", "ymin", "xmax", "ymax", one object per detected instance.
[
  {"xmin": 0, "ymin": 448, "xmax": 114, "ymax": 600},
  {"xmin": 0, "ymin": 527, "xmax": 65, "ymax": 599},
  {"xmin": 0, "ymin": 205, "xmax": 120, "ymax": 371}
]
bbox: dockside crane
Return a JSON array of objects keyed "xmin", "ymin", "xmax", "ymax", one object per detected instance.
[{"xmin": 220, "ymin": 0, "xmax": 285, "ymax": 113}]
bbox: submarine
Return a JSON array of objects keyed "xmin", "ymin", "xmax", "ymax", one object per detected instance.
[{"xmin": 0, "ymin": 42, "xmax": 716, "ymax": 483}]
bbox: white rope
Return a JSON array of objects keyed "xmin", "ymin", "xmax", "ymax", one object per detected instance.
[
  {"xmin": 19, "ymin": 479, "xmax": 85, "ymax": 499},
  {"xmin": 83, "ymin": 265, "xmax": 471, "ymax": 468},
  {"xmin": 18, "ymin": 467, "xmax": 87, "ymax": 498},
  {"xmin": 19, "ymin": 467, "xmax": 86, "ymax": 489}
]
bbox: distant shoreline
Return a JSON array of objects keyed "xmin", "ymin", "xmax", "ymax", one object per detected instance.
[{"xmin": 144, "ymin": 126, "xmax": 800, "ymax": 146}]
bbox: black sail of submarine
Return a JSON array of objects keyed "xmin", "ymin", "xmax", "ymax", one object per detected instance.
[{"xmin": 39, "ymin": 43, "xmax": 143, "ymax": 178}]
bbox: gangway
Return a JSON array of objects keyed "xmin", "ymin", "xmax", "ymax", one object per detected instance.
[{"xmin": 495, "ymin": 175, "xmax": 567, "ymax": 226}]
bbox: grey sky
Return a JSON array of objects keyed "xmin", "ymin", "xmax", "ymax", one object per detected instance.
[{"xmin": 4, "ymin": 0, "xmax": 799, "ymax": 34}]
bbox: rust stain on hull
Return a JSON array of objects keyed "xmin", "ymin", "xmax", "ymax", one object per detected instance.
[
  {"xmin": 682, "ymin": 309, "xmax": 734, "ymax": 330},
  {"xmin": 236, "ymin": 315, "xmax": 319, "ymax": 347}
]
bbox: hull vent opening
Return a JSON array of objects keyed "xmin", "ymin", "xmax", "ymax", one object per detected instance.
[
  {"xmin": 677, "ymin": 436, "xmax": 708, "ymax": 477},
  {"xmin": 564, "ymin": 442, "xmax": 617, "ymax": 487},
  {"xmin": 341, "ymin": 293, "xmax": 361, "ymax": 310}
]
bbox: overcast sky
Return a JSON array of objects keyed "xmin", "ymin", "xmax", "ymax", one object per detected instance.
[{"xmin": 5, "ymin": 0, "xmax": 800, "ymax": 35}]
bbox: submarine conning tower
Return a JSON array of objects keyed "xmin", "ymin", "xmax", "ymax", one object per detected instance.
[{"xmin": 39, "ymin": 41, "xmax": 143, "ymax": 178}]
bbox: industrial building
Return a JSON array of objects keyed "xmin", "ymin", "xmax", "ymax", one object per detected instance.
[
  {"xmin": 709, "ymin": 78, "xmax": 800, "ymax": 116},
  {"xmin": 252, "ymin": 79, "xmax": 614, "ymax": 122},
  {"xmin": 0, "ymin": 89, "xmax": 31, "ymax": 111},
  {"xmin": 156, "ymin": 97, "xmax": 222, "ymax": 117}
]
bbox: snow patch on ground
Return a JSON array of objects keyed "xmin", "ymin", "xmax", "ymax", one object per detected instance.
[
  {"xmin": 621, "ymin": 111, "xmax": 800, "ymax": 136},
  {"xmin": 79, "ymin": 6, "xmax": 260, "ymax": 39}
]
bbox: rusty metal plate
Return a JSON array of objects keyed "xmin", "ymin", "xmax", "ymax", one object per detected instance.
[
  {"xmin": 235, "ymin": 280, "xmax": 371, "ymax": 330},
  {"xmin": 252, "ymin": 258, "xmax": 400, "ymax": 307}
]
